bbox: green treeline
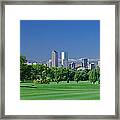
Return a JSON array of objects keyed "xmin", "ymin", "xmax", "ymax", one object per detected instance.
[{"xmin": 20, "ymin": 56, "xmax": 100, "ymax": 84}]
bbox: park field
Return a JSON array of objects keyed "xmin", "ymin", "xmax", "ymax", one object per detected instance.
[{"xmin": 20, "ymin": 81, "xmax": 100, "ymax": 100}]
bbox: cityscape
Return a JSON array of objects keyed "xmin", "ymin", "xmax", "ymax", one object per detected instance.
[
  {"xmin": 20, "ymin": 20, "xmax": 100, "ymax": 100},
  {"xmin": 26, "ymin": 50, "xmax": 100, "ymax": 70}
]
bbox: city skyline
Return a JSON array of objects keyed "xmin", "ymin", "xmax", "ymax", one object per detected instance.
[
  {"xmin": 20, "ymin": 20, "xmax": 100, "ymax": 61},
  {"xmin": 26, "ymin": 50, "xmax": 100, "ymax": 70},
  {"xmin": 25, "ymin": 50, "xmax": 99, "ymax": 63}
]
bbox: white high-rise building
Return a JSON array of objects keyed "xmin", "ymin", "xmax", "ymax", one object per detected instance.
[
  {"xmin": 61, "ymin": 52, "xmax": 68, "ymax": 67},
  {"xmin": 51, "ymin": 50, "xmax": 58, "ymax": 67}
]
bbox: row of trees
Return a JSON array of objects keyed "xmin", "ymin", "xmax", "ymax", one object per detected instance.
[{"xmin": 20, "ymin": 56, "xmax": 100, "ymax": 84}]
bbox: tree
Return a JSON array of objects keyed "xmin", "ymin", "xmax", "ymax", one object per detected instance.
[
  {"xmin": 32, "ymin": 64, "xmax": 41, "ymax": 80},
  {"xmin": 81, "ymin": 70, "xmax": 88, "ymax": 81},
  {"xmin": 38, "ymin": 64, "xmax": 46, "ymax": 80},
  {"xmin": 74, "ymin": 70, "xmax": 82, "ymax": 83},
  {"xmin": 49, "ymin": 67, "xmax": 55, "ymax": 82},
  {"xmin": 88, "ymin": 69, "xmax": 97, "ymax": 84},
  {"xmin": 20, "ymin": 55, "xmax": 27, "ymax": 82},
  {"xmin": 28, "ymin": 65, "xmax": 34, "ymax": 80},
  {"xmin": 96, "ymin": 66, "xmax": 100, "ymax": 84},
  {"xmin": 69, "ymin": 69, "xmax": 75, "ymax": 81},
  {"xmin": 20, "ymin": 55, "xmax": 27, "ymax": 64},
  {"xmin": 54, "ymin": 68, "xmax": 60, "ymax": 84},
  {"xmin": 66, "ymin": 68, "xmax": 70, "ymax": 83}
]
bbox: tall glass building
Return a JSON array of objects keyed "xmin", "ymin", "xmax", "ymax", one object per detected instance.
[
  {"xmin": 51, "ymin": 50, "xmax": 58, "ymax": 67},
  {"xmin": 61, "ymin": 51, "xmax": 68, "ymax": 67}
]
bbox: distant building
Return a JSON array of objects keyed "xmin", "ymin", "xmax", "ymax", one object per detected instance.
[
  {"xmin": 32, "ymin": 62, "xmax": 37, "ymax": 65},
  {"xmin": 58, "ymin": 59, "xmax": 62, "ymax": 67},
  {"xmin": 75, "ymin": 62, "xmax": 82, "ymax": 68},
  {"xmin": 76, "ymin": 64, "xmax": 83, "ymax": 70},
  {"xmin": 47, "ymin": 59, "xmax": 52, "ymax": 68},
  {"xmin": 89, "ymin": 63, "xmax": 95, "ymax": 69},
  {"xmin": 61, "ymin": 52, "xmax": 68, "ymax": 67},
  {"xmin": 82, "ymin": 58, "xmax": 88, "ymax": 69},
  {"xmin": 88, "ymin": 59, "xmax": 100, "ymax": 68},
  {"xmin": 70, "ymin": 62, "xmax": 75, "ymax": 69},
  {"xmin": 26, "ymin": 62, "xmax": 32, "ymax": 65},
  {"xmin": 51, "ymin": 50, "xmax": 58, "ymax": 67},
  {"xmin": 26, "ymin": 60, "xmax": 37, "ymax": 65},
  {"xmin": 97, "ymin": 60, "xmax": 100, "ymax": 67}
]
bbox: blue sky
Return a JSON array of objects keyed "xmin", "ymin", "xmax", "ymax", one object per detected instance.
[{"xmin": 20, "ymin": 20, "xmax": 100, "ymax": 62}]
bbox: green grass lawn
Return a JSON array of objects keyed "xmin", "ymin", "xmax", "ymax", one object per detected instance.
[{"xmin": 20, "ymin": 81, "xmax": 100, "ymax": 100}]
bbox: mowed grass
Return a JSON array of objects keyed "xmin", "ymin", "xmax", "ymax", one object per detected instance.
[{"xmin": 20, "ymin": 81, "xmax": 100, "ymax": 100}]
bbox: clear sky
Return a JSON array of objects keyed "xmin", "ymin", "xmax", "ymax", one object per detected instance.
[{"xmin": 20, "ymin": 20, "xmax": 100, "ymax": 62}]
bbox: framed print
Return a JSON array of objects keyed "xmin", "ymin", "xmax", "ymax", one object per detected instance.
[{"xmin": 0, "ymin": 0, "xmax": 120, "ymax": 119}]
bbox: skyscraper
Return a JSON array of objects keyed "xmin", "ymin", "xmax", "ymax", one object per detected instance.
[
  {"xmin": 51, "ymin": 50, "xmax": 58, "ymax": 67},
  {"xmin": 89, "ymin": 63, "xmax": 95, "ymax": 69},
  {"xmin": 61, "ymin": 51, "xmax": 68, "ymax": 67},
  {"xmin": 82, "ymin": 58, "xmax": 88, "ymax": 69}
]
